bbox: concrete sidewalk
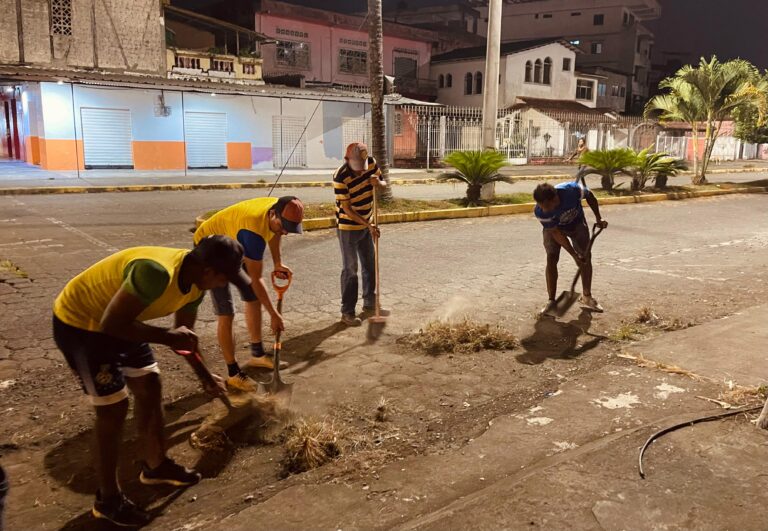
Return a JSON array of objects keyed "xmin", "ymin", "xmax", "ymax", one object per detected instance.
[{"xmin": 1, "ymin": 159, "xmax": 767, "ymax": 190}]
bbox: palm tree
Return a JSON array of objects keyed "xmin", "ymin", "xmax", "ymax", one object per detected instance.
[
  {"xmin": 631, "ymin": 148, "xmax": 686, "ymax": 191},
  {"xmin": 578, "ymin": 148, "xmax": 637, "ymax": 190},
  {"xmin": 646, "ymin": 57, "xmax": 764, "ymax": 184},
  {"xmin": 367, "ymin": 0, "xmax": 393, "ymax": 202},
  {"xmin": 438, "ymin": 150, "xmax": 512, "ymax": 206}
]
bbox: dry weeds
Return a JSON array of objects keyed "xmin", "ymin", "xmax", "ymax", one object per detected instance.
[
  {"xmin": 398, "ymin": 319, "xmax": 518, "ymax": 355},
  {"xmin": 280, "ymin": 418, "xmax": 342, "ymax": 476}
]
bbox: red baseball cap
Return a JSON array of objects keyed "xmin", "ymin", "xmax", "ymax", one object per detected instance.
[{"xmin": 275, "ymin": 196, "xmax": 304, "ymax": 234}]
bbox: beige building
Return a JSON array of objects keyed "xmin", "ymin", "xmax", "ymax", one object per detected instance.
[{"xmin": 475, "ymin": 0, "xmax": 660, "ymax": 112}]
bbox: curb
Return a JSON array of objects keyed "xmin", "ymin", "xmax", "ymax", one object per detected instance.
[
  {"xmin": 3, "ymin": 167, "xmax": 766, "ymax": 196},
  {"xmin": 194, "ymin": 186, "xmax": 767, "ymax": 232}
]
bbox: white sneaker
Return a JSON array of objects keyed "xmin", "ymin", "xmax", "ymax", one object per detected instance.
[{"xmin": 579, "ymin": 295, "xmax": 604, "ymax": 312}]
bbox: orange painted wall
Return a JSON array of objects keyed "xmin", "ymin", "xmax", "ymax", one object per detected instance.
[
  {"xmin": 25, "ymin": 136, "xmax": 41, "ymax": 165},
  {"xmin": 133, "ymin": 141, "xmax": 186, "ymax": 170},
  {"xmin": 227, "ymin": 142, "xmax": 252, "ymax": 169},
  {"xmin": 39, "ymin": 139, "xmax": 84, "ymax": 170}
]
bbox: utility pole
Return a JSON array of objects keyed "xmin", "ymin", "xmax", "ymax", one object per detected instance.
[{"xmin": 481, "ymin": 0, "xmax": 502, "ymax": 150}]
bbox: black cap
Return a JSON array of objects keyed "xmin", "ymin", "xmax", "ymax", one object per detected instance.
[{"xmin": 194, "ymin": 235, "xmax": 251, "ymax": 290}]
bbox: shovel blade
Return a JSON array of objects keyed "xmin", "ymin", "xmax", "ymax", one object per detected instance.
[
  {"xmin": 267, "ymin": 379, "xmax": 294, "ymax": 406},
  {"xmin": 552, "ymin": 290, "xmax": 580, "ymax": 317}
]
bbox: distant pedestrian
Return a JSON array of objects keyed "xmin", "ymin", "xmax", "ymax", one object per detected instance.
[{"xmin": 333, "ymin": 143, "xmax": 389, "ymax": 326}]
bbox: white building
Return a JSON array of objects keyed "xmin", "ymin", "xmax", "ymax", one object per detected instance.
[
  {"xmin": 475, "ymin": 0, "xmax": 661, "ymax": 112},
  {"xmin": 431, "ymin": 39, "xmax": 598, "ymax": 109}
]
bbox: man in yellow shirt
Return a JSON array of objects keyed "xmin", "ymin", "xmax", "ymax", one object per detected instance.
[
  {"xmin": 52, "ymin": 235, "xmax": 247, "ymax": 527},
  {"xmin": 193, "ymin": 196, "xmax": 304, "ymax": 391}
]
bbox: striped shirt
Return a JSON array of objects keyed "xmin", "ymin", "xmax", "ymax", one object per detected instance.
[{"xmin": 333, "ymin": 156, "xmax": 382, "ymax": 231}]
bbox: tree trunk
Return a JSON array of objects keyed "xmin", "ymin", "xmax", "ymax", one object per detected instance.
[
  {"xmin": 367, "ymin": 0, "xmax": 392, "ymax": 203},
  {"xmin": 600, "ymin": 174, "xmax": 614, "ymax": 190},
  {"xmin": 467, "ymin": 184, "xmax": 482, "ymax": 205},
  {"xmin": 690, "ymin": 123, "xmax": 699, "ymax": 183}
]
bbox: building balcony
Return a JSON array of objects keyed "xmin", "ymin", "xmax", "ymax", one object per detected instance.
[{"xmin": 166, "ymin": 48, "xmax": 264, "ymax": 84}]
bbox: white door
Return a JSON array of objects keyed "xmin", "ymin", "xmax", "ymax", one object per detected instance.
[
  {"xmin": 272, "ymin": 115, "xmax": 307, "ymax": 168},
  {"xmin": 342, "ymin": 117, "xmax": 371, "ymax": 148},
  {"xmin": 185, "ymin": 112, "xmax": 227, "ymax": 168},
  {"xmin": 80, "ymin": 108, "xmax": 133, "ymax": 169}
]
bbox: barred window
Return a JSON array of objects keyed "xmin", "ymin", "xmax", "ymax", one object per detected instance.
[
  {"xmin": 338, "ymin": 48, "xmax": 367, "ymax": 75},
  {"xmin": 276, "ymin": 40, "xmax": 310, "ymax": 69},
  {"xmin": 51, "ymin": 0, "xmax": 73, "ymax": 36},
  {"xmin": 175, "ymin": 56, "xmax": 201, "ymax": 69},
  {"xmin": 576, "ymin": 79, "xmax": 594, "ymax": 101}
]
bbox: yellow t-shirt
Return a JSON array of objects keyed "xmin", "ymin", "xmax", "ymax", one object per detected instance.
[
  {"xmin": 194, "ymin": 197, "xmax": 278, "ymax": 260},
  {"xmin": 53, "ymin": 247, "xmax": 203, "ymax": 332}
]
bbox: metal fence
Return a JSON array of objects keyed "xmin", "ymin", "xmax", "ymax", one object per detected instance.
[{"xmin": 391, "ymin": 104, "xmax": 658, "ymax": 166}]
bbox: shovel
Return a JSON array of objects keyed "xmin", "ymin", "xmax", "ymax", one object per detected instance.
[
  {"xmin": 367, "ymin": 185, "xmax": 387, "ymax": 341},
  {"xmin": 265, "ymin": 271, "xmax": 294, "ymax": 400},
  {"xmin": 552, "ymin": 223, "xmax": 604, "ymax": 317}
]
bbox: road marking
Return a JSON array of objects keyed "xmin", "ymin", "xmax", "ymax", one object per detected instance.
[
  {"xmin": 0, "ymin": 238, "xmax": 53, "ymax": 247},
  {"xmin": 45, "ymin": 218, "xmax": 118, "ymax": 252}
]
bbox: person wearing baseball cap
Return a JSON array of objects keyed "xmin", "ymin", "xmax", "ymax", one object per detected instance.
[
  {"xmin": 193, "ymin": 196, "xmax": 304, "ymax": 391},
  {"xmin": 51, "ymin": 235, "xmax": 245, "ymax": 526},
  {"xmin": 333, "ymin": 142, "xmax": 390, "ymax": 326}
]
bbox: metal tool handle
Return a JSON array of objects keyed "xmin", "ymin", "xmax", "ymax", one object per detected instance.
[
  {"xmin": 569, "ymin": 223, "xmax": 605, "ymax": 291},
  {"xmin": 175, "ymin": 349, "xmax": 232, "ymax": 408}
]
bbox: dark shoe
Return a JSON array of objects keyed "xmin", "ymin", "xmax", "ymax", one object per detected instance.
[
  {"xmin": 139, "ymin": 458, "xmax": 201, "ymax": 487},
  {"xmin": 360, "ymin": 307, "xmax": 390, "ymax": 318},
  {"xmin": 341, "ymin": 313, "xmax": 362, "ymax": 326},
  {"xmin": 92, "ymin": 491, "xmax": 151, "ymax": 527}
]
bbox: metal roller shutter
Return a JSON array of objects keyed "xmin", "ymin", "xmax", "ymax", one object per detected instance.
[
  {"xmin": 185, "ymin": 112, "xmax": 227, "ymax": 169},
  {"xmin": 80, "ymin": 108, "xmax": 134, "ymax": 169},
  {"xmin": 272, "ymin": 115, "xmax": 307, "ymax": 168}
]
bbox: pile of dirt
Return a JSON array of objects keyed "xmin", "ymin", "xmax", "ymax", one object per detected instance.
[{"xmin": 398, "ymin": 319, "xmax": 518, "ymax": 355}]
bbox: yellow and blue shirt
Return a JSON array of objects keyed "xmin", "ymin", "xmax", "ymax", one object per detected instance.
[
  {"xmin": 333, "ymin": 156, "xmax": 381, "ymax": 231},
  {"xmin": 534, "ymin": 181, "xmax": 588, "ymax": 230},
  {"xmin": 53, "ymin": 247, "xmax": 204, "ymax": 332},
  {"xmin": 194, "ymin": 197, "xmax": 278, "ymax": 261}
]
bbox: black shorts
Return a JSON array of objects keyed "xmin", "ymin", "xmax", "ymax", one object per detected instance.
[
  {"xmin": 53, "ymin": 315, "xmax": 159, "ymax": 406},
  {"xmin": 543, "ymin": 219, "xmax": 591, "ymax": 260},
  {"xmin": 210, "ymin": 280, "xmax": 257, "ymax": 316}
]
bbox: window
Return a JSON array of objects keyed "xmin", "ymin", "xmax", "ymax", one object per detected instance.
[
  {"xmin": 593, "ymin": 14, "xmax": 604, "ymax": 25},
  {"xmin": 543, "ymin": 57, "xmax": 552, "ymax": 84},
  {"xmin": 243, "ymin": 63, "xmax": 256, "ymax": 75},
  {"xmin": 446, "ymin": 73, "xmax": 452, "ymax": 87},
  {"xmin": 394, "ymin": 112, "xmax": 403, "ymax": 136},
  {"xmin": 50, "ymin": 0, "xmax": 73, "ymax": 36},
  {"xmin": 175, "ymin": 55, "xmax": 201, "ymax": 69},
  {"xmin": 637, "ymin": 39, "xmax": 642, "ymax": 53},
  {"xmin": 464, "ymin": 72, "xmax": 473, "ymax": 95},
  {"xmin": 438, "ymin": 74, "xmax": 445, "ymax": 89},
  {"xmin": 562, "ymin": 58, "xmax": 571, "ymax": 71},
  {"xmin": 611, "ymin": 85, "xmax": 619, "ymax": 97},
  {"xmin": 591, "ymin": 42, "xmax": 603, "ymax": 55},
  {"xmin": 394, "ymin": 52, "xmax": 418, "ymax": 79},
  {"xmin": 276, "ymin": 40, "xmax": 311, "ymax": 69},
  {"xmin": 623, "ymin": 11, "xmax": 634, "ymax": 26},
  {"xmin": 571, "ymin": 12, "xmax": 581, "ymax": 16},
  {"xmin": 619, "ymin": 86, "xmax": 626, "ymax": 97},
  {"xmin": 576, "ymin": 79, "xmax": 594, "ymax": 100},
  {"xmin": 543, "ymin": 13, "xmax": 552, "ymax": 18},
  {"xmin": 598, "ymin": 83, "xmax": 607, "ymax": 97},
  {"xmin": 475, "ymin": 72, "xmax": 483, "ymax": 94},
  {"xmin": 525, "ymin": 61, "xmax": 533, "ymax": 82},
  {"xmin": 339, "ymin": 48, "xmax": 367, "ymax": 75},
  {"xmin": 534, "ymin": 59, "xmax": 543, "ymax": 83},
  {"xmin": 211, "ymin": 59, "xmax": 234, "ymax": 72}
]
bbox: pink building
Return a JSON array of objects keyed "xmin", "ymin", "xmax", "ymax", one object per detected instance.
[{"xmin": 255, "ymin": 0, "xmax": 438, "ymax": 100}]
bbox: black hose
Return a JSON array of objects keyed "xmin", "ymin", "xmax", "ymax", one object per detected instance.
[{"xmin": 638, "ymin": 405, "xmax": 762, "ymax": 479}]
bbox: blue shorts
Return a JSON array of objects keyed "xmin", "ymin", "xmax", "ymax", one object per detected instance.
[
  {"xmin": 53, "ymin": 315, "xmax": 159, "ymax": 406},
  {"xmin": 210, "ymin": 280, "xmax": 257, "ymax": 316}
]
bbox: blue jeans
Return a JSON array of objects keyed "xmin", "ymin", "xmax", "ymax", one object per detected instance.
[{"xmin": 338, "ymin": 229, "xmax": 376, "ymax": 316}]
